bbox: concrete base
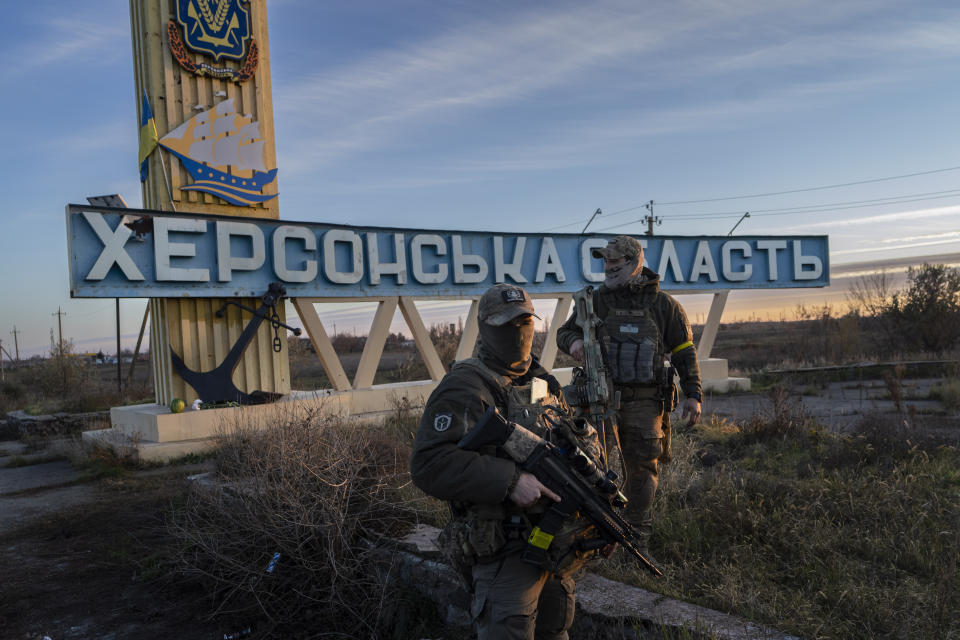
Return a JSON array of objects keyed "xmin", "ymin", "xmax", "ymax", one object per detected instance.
[
  {"xmin": 86, "ymin": 380, "xmax": 445, "ymax": 462},
  {"xmin": 88, "ymin": 359, "xmax": 748, "ymax": 462},
  {"xmin": 698, "ymin": 358, "xmax": 751, "ymax": 393},
  {"xmin": 82, "ymin": 427, "xmax": 219, "ymax": 463}
]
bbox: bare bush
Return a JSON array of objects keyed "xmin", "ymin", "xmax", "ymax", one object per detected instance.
[
  {"xmin": 846, "ymin": 270, "xmax": 895, "ymax": 318},
  {"xmin": 736, "ymin": 386, "xmax": 814, "ymax": 445},
  {"xmin": 883, "ymin": 363, "xmax": 906, "ymax": 413},
  {"xmin": 429, "ymin": 322, "xmax": 461, "ymax": 368},
  {"xmin": 168, "ymin": 405, "xmax": 422, "ymax": 637}
]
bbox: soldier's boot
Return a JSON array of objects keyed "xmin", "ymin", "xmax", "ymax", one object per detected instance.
[
  {"xmin": 633, "ymin": 517, "xmax": 664, "ymax": 575},
  {"xmin": 627, "ymin": 467, "xmax": 663, "ymax": 574}
]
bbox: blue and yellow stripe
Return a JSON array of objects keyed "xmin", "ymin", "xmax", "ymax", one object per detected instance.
[{"xmin": 138, "ymin": 90, "xmax": 158, "ymax": 182}]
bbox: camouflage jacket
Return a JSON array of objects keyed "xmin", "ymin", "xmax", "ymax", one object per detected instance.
[
  {"xmin": 411, "ymin": 356, "xmax": 573, "ymax": 500},
  {"xmin": 556, "ymin": 267, "xmax": 702, "ymax": 400}
]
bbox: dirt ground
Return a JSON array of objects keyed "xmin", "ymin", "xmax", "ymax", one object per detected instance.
[
  {"xmin": 0, "ymin": 456, "xmax": 248, "ymax": 640},
  {"xmin": 0, "ymin": 368, "xmax": 956, "ymax": 640},
  {"xmin": 707, "ymin": 376, "xmax": 957, "ymax": 434}
]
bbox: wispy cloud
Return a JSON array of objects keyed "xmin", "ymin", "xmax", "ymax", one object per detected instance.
[
  {"xmin": 832, "ymin": 237, "xmax": 960, "ymax": 256},
  {"xmin": 793, "ymin": 205, "xmax": 960, "ymax": 230},
  {"xmin": 706, "ymin": 10, "xmax": 960, "ymax": 75},
  {"xmin": 876, "ymin": 230, "xmax": 960, "ymax": 244},
  {"xmin": 275, "ymin": 0, "xmax": 757, "ymax": 172},
  {"xmin": 306, "ymin": 72, "xmax": 892, "ymax": 193},
  {"xmin": 275, "ymin": 0, "xmax": 960, "ymax": 182},
  {"xmin": 1, "ymin": 13, "xmax": 127, "ymax": 78}
]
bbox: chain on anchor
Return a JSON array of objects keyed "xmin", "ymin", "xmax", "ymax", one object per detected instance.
[
  {"xmin": 173, "ymin": 283, "xmax": 301, "ymax": 405},
  {"xmin": 215, "ymin": 282, "xmax": 301, "ymax": 355},
  {"xmin": 270, "ymin": 305, "xmax": 283, "ymax": 352}
]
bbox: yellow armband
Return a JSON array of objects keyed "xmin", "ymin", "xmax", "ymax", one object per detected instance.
[{"xmin": 671, "ymin": 340, "xmax": 694, "ymax": 354}]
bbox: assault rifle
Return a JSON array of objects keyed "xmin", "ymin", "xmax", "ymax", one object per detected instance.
[
  {"xmin": 458, "ymin": 406, "xmax": 663, "ymax": 577},
  {"xmin": 568, "ymin": 286, "xmax": 621, "ymax": 472}
]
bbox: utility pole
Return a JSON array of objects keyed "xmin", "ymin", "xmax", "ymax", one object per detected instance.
[
  {"xmin": 125, "ymin": 305, "xmax": 150, "ymax": 391},
  {"xmin": 10, "ymin": 326, "xmax": 19, "ymax": 362},
  {"xmin": 642, "ymin": 200, "xmax": 661, "ymax": 236},
  {"xmin": 116, "ymin": 298, "xmax": 123, "ymax": 398},
  {"xmin": 0, "ymin": 342, "xmax": 13, "ymax": 381},
  {"xmin": 52, "ymin": 307, "xmax": 66, "ymax": 356}
]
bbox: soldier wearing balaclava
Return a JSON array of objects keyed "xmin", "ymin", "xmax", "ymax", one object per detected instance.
[
  {"xmin": 556, "ymin": 235, "xmax": 702, "ymax": 572},
  {"xmin": 412, "ymin": 284, "xmax": 608, "ymax": 640}
]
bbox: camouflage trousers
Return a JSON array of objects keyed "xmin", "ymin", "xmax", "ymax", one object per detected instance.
[
  {"xmin": 616, "ymin": 397, "xmax": 670, "ymax": 547},
  {"xmin": 471, "ymin": 554, "xmax": 577, "ymax": 640}
]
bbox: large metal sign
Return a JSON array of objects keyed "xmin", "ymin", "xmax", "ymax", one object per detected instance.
[{"xmin": 66, "ymin": 205, "xmax": 829, "ymax": 298}]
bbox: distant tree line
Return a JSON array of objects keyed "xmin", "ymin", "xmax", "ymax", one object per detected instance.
[{"xmin": 847, "ymin": 263, "xmax": 960, "ymax": 356}]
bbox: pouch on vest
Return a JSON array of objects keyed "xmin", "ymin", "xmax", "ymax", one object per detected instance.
[
  {"xmin": 450, "ymin": 358, "xmax": 604, "ymax": 575},
  {"xmin": 602, "ymin": 308, "xmax": 664, "ymax": 385},
  {"xmin": 437, "ymin": 502, "xmax": 508, "ymax": 575}
]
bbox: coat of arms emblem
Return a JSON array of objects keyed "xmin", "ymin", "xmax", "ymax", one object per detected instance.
[
  {"xmin": 176, "ymin": 0, "xmax": 251, "ymax": 61},
  {"xmin": 168, "ymin": 0, "xmax": 259, "ymax": 82}
]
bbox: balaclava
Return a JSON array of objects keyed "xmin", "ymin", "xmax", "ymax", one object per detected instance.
[
  {"xmin": 604, "ymin": 253, "xmax": 643, "ymax": 289},
  {"xmin": 476, "ymin": 285, "xmax": 538, "ymax": 377},
  {"xmin": 593, "ymin": 235, "xmax": 645, "ymax": 289},
  {"xmin": 478, "ymin": 318, "xmax": 534, "ymax": 377}
]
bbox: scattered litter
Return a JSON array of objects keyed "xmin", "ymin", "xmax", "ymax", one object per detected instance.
[
  {"xmin": 266, "ymin": 551, "xmax": 281, "ymax": 573},
  {"xmin": 192, "ymin": 399, "xmax": 202, "ymax": 411},
  {"xmin": 223, "ymin": 626, "xmax": 252, "ymax": 639}
]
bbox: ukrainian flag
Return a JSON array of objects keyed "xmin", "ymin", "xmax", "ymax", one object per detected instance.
[{"xmin": 138, "ymin": 90, "xmax": 158, "ymax": 182}]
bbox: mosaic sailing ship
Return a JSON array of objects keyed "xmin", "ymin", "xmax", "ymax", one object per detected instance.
[{"xmin": 159, "ymin": 98, "xmax": 278, "ymax": 206}]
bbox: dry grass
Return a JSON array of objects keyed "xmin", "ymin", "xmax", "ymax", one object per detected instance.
[
  {"xmin": 599, "ymin": 390, "xmax": 960, "ymax": 640},
  {"xmin": 166, "ymin": 403, "xmax": 443, "ymax": 639},
  {"xmin": 0, "ymin": 356, "xmax": 152, "ymax": 415},
  {"xmin": 929, "ymin": 377, "xmax": 960, "ymax": 412}
]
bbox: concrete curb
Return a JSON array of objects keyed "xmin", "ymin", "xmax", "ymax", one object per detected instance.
[{"xmin": 392, "ymin": 524, "xmax": 800, "ymax": 640}]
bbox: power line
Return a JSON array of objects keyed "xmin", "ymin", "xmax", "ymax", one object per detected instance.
[
  {"xmin": 591, "ymin": 190, "xmax": 960, "ymax": 233},
  {"xmin": 655, "ymin": 189, "xmax": 960, "ymax": 220},
  {"xmin": 544, "ymin": 164, "xmax": 960, "ymax": 231},
  {"xmin": 667, "ymin": 191, "xmax": 960, "ymax": 220},
  {"xmin": 657, "ymin": 165, "xmax": 960, "ymax": 205}
]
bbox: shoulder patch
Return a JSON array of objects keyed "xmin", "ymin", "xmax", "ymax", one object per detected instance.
[{"xmin": 433, "ymin": 413, "xmax": 453, "ymax": 432}]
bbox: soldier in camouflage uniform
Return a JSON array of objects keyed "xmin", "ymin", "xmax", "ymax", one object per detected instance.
[
  {"xmin": 557, "ymin": 235, "xmax": 702, "ymax": 570},
  {"xmin": 411, "ymin": 284, "xmax": 604, "ymax": 640}
]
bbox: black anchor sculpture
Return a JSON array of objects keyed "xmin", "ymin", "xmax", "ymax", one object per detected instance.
[{"xmin": 170, "ymin": 282, "xmax": 302, "ymax": 405}]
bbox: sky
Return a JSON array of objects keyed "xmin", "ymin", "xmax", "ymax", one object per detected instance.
[{"xmin": 1, "ymin": 0, "xmax": 960, "ymax": 359}]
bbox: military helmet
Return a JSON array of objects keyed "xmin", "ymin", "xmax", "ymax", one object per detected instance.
[
  {"xmin": 591, "ymin": 235, "xmax": 643, "ymax": 260},
  {"xmin": 478, "ymin": 284, "xmax": 540, "ymax": 326}
]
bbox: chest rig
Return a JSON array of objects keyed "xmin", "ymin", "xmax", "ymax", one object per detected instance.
[
  {"xmin": 442, "ymin": 359, "xmax": 603, "ymax": 575},
  {"xmin": 456, "ymin": 358, "xmax": 558, "ymax": 441},
  {"xmin": 596, "ymin": 288, "xmax": 666, "ymax": 387}
]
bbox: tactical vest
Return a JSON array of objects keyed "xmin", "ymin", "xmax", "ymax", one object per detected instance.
[
  {"xmin": 439, "ymin": 358, "xmax": 602, "ymax": 576},
  {"xmin": 596, "ymin": 288, "xmax": 666, "ymax": 387}
]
